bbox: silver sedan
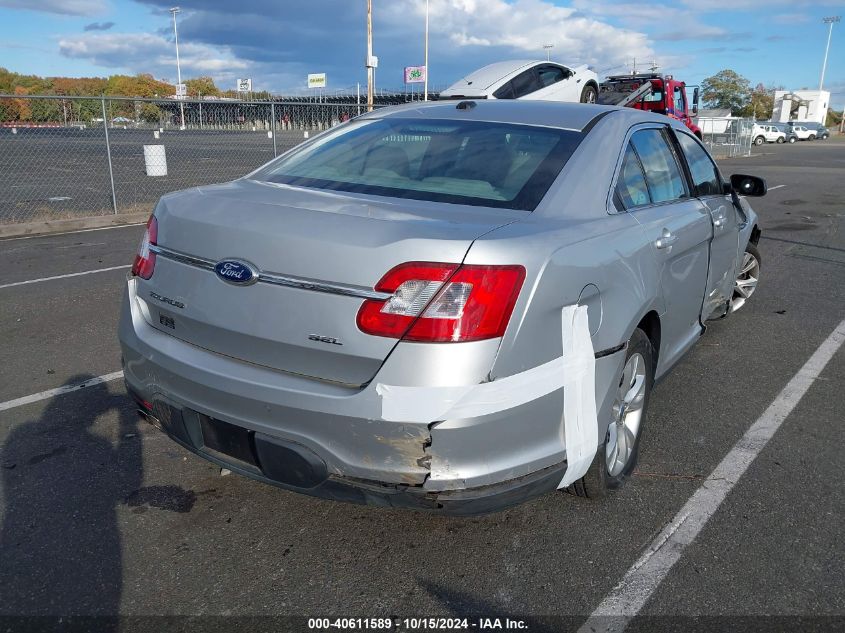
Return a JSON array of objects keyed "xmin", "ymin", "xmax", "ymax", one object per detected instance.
[{"xmin": 119, "ymin": 100, "xmax": 764, "ymax": 514}]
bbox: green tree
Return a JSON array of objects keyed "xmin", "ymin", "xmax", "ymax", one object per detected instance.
[
  {"xmin": 185, "ymin": 76, "xmax": 220, "ymax": 97},
  {"xmin": 738, "ymin": 83, "xmax": 777, "ymax": 119},
  {"xmin": 701, "ymin": 69, "xmax": 751, "ymax": 114}
]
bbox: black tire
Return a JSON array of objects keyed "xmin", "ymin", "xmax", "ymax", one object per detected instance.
[
  {"xmin": 566, "ymin": 328, "xmax": 654, "ymax": 499},
  {"xmin": 754, "ymin": 136, "xmax": 765, "ymax": 146},
  {"xmin": 809, "ymin": 134, "xmax": 816, "ymax": 141},
  {"xmin": 789, "ymin": 136, "xmax": 796, "ymax": 143},
  {"xmin": 580, "ymin": 84, "xmax": 598, "ymax": 104},
  {"xmin": 776, "ymin": 136, "xmax": 784, "ymax": 144}
]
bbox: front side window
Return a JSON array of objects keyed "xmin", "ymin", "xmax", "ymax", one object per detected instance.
[
  {"xmin": 676, "ymin": 132, "xmax": 722, "ymax": 197},
  {"xmin": 536, "ymin": 65, "xmax": 566, "ymax": 88},
  {"xmin": 256, "ymin": 118, "xmax": 582, "ymax": 211},
  {"xmin": 673, "ymin": 86, "xmax": 684, "ymax": 112},
  {"xmin": 629, "ymin": 128, "xmax": 689, "ymax": 203}
]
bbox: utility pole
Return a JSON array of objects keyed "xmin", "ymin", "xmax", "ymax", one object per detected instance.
[
  {"xmin": 170, "ymin": 6, "xmax": 185, "ymax": 129},
  {"xmin": 819, "ymin": 16, "xmax": 841, "ymax": 90},
  {"xmin": 366, "ymin": 0, "xmax": 375, "ymax": 111},
  {"xmin": 424, "ymin": 0, "xmax": 429, "ymax": 101}
]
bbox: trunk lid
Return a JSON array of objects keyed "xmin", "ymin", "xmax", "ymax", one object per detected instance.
[{"xmin": 137, "ymin": 179, "xmax": 517, "ymax": 386}]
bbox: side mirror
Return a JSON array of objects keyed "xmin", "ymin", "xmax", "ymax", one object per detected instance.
[
  {"xmin": 691, "ymin": 87, "xmax": 699, "ymax": 117},
  {"xmin": 730, "ymin": 174, "xmax": 767, "ymax": 197}
]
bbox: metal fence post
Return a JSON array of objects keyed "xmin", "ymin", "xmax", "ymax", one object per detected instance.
[
  {"xmin": 271, "ymin": 101, "xmax": 277, "ymax": 157},
  {"xmin": 101, "ymin": 95, "xmax": 118, "ymax": 214}
]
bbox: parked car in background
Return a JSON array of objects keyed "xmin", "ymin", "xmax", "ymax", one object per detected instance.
[
  {"xmin": 790, "ymin": 124, "xmax": 817, "ymax": 141},
  {"xmin": 752, "ymin": 124, "xmax": 786, "ymax": 145},
  {"xmin": 439, "ymin": 60, "xmax": 600, "ymax": 104},
  {"xmin": 803, "ymin": 123, "xmax": 830, "ymax": 139},
  {"xmin": 772, "ymin": 124, "xmax": 798, "ymax": 143},
  {"xmin": 120, "ymin": 101, "xmax": 765, "ymax": 514}
]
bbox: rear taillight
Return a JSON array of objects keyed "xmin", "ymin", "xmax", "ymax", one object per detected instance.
[
  {"xmin": 357, "ymin": 262, "xmax": 525, "ymax": 343},
  {"xmin": 131, "ymin": 215, "xmax": 158, "ymax": 280}
]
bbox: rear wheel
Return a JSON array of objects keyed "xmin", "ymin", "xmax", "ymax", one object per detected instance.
[
  {"xmin": 580, "ymin": 84, "xmax": 598, "ymax": 104},
  {"xmin": 566, "ymin": 328, "xmax": 654, "ymax": 499},
  {"xmin": 754, "ymin": 136, "xmax": 765, "ymax": 146},
  {"xmin": 789, "ymin": 136, "xmax": 797, "ymax": 143},
  {"xmin": 731, "ymin": 243, "xmax": 761, "ymax": 312}
]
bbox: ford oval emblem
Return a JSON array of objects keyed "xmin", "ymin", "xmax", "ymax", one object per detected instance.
[{"xmin": 214, "ymin": 260, "xmax": 259, "ymax": 286}]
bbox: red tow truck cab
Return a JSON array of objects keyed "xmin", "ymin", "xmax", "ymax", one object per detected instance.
[{"xmin": 598, "ymin": 73, "xmax": 702, "ymax": 139}]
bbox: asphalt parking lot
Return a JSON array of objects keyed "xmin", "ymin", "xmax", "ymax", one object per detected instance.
[
  {"xmin": 0, "ymin": 140, "xmax": 843, "ymax": 630},
  {"xmin": 0, "ymin": 128, "xmax": 303, "ymax": 222}
]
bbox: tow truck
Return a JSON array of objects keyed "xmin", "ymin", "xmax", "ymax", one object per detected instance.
[{"xmin": 598, "ymin": 73, "xmax": 702, "ymax": 138}]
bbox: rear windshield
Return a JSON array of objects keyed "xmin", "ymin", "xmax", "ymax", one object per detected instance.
[{"xmin": 255, "ymin": 118, "xmax": 582, "ymax": 211}]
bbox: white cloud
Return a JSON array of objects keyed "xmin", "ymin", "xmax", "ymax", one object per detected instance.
[
  {"xmin": 58, "ymin": 32, "xmax": 248, "ymax": 82},
  {"xmin": 384, "ymin": 0, "xmax": 653, "ymax": 69},
  {"xmin": 0, "ymin": 0, "xmax": 107, "ymax": 16}
]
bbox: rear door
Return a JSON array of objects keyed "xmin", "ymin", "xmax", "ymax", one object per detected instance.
[
  {"xmin": 673, "ymin": 130, "xmax": 740, "ymax": 319},
  {"xmin": 617, "ymin": 126, "xmax": 712, "ymax": 366}
]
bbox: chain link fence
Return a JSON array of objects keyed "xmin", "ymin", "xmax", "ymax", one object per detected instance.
[
  {"xmin": 1, "ymin": 96, "xmax": 758, "ymax": 226},
  {"xmin": 0, "ymin": 94, "xmax": 390, "ymax": 225},
  {"xmin": 697, "ymin": 117, "xmax": 754, "ymax": 159}
]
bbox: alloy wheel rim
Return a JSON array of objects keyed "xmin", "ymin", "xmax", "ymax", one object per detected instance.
[
  {"xmin": 731, "ymin": 251, "xmax": 760, "ymax": 312},
  {"xmin": 605, "ymin": 352, "xmax": 647, "ymax": 477}
]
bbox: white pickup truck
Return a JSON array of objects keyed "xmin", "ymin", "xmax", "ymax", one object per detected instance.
[{"xmin": 752, "ymin": 124, "xmax": 786, "ymax": 145}]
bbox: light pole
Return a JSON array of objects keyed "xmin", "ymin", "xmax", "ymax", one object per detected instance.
[
  {"xmin": 543, "ymin": 44, "xmax": 553, "ymax": 61},
  {"xmin": 424, "ymin": 0, "xmax": 429, "ymax": 101},
  {"xmin": 819, "ymin": 16, "xmax": 840, "ymax": 91},
  {"xmin": 366, "ymin": 0, "xmax": 374, "ymax": 111},
  {"xmin": 170, "ymin": 6, "xmax": 185, "ymax": 129}
]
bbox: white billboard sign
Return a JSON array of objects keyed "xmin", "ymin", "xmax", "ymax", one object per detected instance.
[
  {"xmin": 175, "ymin": 83, "xmax": 187, "ymax": 98},
  {"xmin": 308, "ymin": 73, "xmax": 327, "ymax": 89},
  {"xmin": 237, "ymin": 78, "xmax": 252, "ymax": 92}
]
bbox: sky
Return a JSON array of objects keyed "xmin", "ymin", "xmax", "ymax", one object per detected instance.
[{"xmin": 0, "ymin": 0, "xmax": 843, "ymax": 109}]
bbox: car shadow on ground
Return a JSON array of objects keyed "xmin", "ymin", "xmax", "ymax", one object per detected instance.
[{"xmin": 0, "ymin": 376, "xmax": 141, "ymax": 624}]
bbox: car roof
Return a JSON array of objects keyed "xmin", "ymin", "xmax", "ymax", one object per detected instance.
[
  {"xmin": 361, "ymin": 99, "xmax": 673, "ymax": 133},
  {"xmin": 443, "ymin": 60, "xmax": 548, "ymax": 92}
]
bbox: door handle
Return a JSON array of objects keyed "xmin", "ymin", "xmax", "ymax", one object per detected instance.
[{"xmin": 655, "ymin": 229, "xmax": 678, "ymax": 249}]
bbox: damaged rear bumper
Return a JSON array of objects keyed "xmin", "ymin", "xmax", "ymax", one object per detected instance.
[
  {"xmin": 119, "ymin": 279, "xmax": 607, "ymax": 514},
  {"xmin": 133, "ymin": 393, "xmax": 565, "ymax": 515}
]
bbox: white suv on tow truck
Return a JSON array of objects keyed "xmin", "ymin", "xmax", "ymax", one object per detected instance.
[{"xmin": 752, "ymin": 124, "xmax": 786, "ymax": 145}]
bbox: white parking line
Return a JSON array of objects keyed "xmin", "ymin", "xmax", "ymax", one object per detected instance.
[
  {"xmin": 768, "ymin": 184, "xmax": 787, "ymax": 190},
  {"xmin": 0, "ymin": 264, "xmax": 130, "ymax": 290},
  {"xmin": 0, "ymin": 371, "xmax": 124, "ymax": 413},
  {"xmin": 579, "ymin": 315, "xmax": 845, "ymax": 633},
  {"xmin": 0, "ymin": 222, "xmax": 145, "ymax": 242}
]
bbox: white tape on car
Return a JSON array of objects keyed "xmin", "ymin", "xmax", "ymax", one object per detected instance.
[
  {"xmin": 556, "ymin": 305, "xmax": 598, "ymax": 488},
  {"xmin": 376, "ymin": 305, "xmax": 598, "ymax": 486}
]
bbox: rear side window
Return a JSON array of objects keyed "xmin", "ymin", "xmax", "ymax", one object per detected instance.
[
  {"xmin": 509, "ymin": 68, "xmax": 541, "ymax": 98},
  {"xmin": 616, "ymin": 144, "xmax": 651, "ymax": 209},
  {"xmin": 630, "ymin": 129, "xmax": 688, "ymax": 203},
  {"xmin": 676, "ymin": 132, "xmax": 722, "ymax": 197},
  {"xmin": 256, "ymin": 118, "xmax": 582, "ymax": 211}
]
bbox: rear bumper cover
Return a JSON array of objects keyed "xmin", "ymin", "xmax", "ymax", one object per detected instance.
[{"xmin": 131, "ymin": 389, "xmax": 565, "ymax": 515}]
